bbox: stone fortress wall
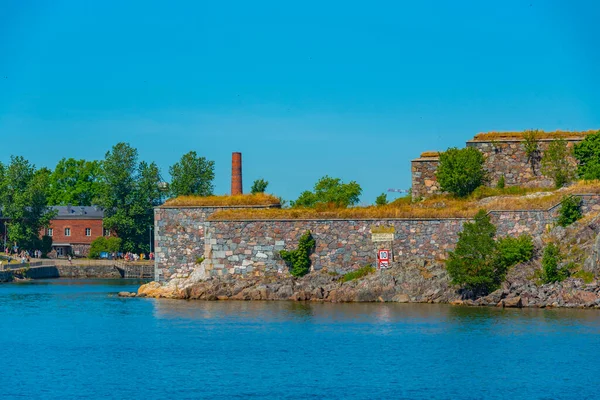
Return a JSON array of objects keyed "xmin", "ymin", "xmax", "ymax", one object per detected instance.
[
  {"xmin": 154, "ymin": 194, "xmax": 600, "ymax": 281},
  {"xmin": 411, "ymin": 134, "xmax": 585, "ymax": 200}
]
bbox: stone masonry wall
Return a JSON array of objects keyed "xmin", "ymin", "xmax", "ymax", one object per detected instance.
[
  {"xmin": 411, "ymin": 157, "xmax": 440, "ymax": 200},
  {"xmin": 412, "ymin": 138, "xmax": 582, "ymax": 198},
  {"xmin": 155, "ymin": 195, "xmax": 600, "ymax": 281},
  {"xmin": 154, "ymin": 205, "xmax": 279, "ymax": 281},
  {"xmin": 201, "ymin": 194, "xmax": 600, "ymax": 278},
  {"xmin": 204, "ymin": 219, "xmax": 464, "ymax": 277},
  {"xmin": 468, "ymin": 139, "xmax": 580, "ymax": 188}
]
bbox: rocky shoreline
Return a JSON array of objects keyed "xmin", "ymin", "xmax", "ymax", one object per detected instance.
[{"xmin": 124, "ymin": 261, "xmax": 600, "ymax": 309}]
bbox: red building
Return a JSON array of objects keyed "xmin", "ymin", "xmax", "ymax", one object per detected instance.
[{"xmin": 44, "ymin": 206, "xmax": 106, "ymax": 257}]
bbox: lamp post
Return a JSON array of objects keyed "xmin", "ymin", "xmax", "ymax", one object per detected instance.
[
  {"xmin": 149, "ymin": 225, "xmax": 153, "ymax": 254},
  {"xmin": 3, "ymin": 221, "xmax": 6, "ymax": 252}
]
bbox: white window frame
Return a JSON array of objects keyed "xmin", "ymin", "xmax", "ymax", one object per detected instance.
[
  {"xmin": 85, "ymin": 228, "xmax": 91, "ymax": 236},
  {"xmin": 47, "ymin": 228, "xmax": 53, "ymax": 237},
  {"xmin": 65, "ymin": 228, "xmax": 71, "ymax": 237}
]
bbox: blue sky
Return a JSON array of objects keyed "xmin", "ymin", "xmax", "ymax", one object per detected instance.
[{"xmin": 1, "ymin": 0, "xmax": 599, "ymax": 203}]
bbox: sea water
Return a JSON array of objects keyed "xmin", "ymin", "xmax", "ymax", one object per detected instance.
[{"xmin": 0, "ymin": 279, "xmax": 599, "ymax": 399}]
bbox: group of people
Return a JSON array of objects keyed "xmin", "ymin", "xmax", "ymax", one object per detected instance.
[
  {"xmin": 122, "ymin": 252, "xmax": 154, "ymax": 261},
  {"xmin": 3, "ymin": 246, "xmax": 44, "ymax": 263}
]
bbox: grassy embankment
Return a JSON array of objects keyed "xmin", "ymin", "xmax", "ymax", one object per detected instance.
[
  {"xmin": 205, "ymin": 181, "xmax": 600, "ymax": 221},
  {"xmin": 162, "ymin": 193, "xmax": 281, "ymax": 207},
  {"xmin": 160, "ymin": 181, "xmax": 600, "ymax": 221},
  {"xmin": 471, "ymin": 129, "xmax": 597, "ymax": 141}
]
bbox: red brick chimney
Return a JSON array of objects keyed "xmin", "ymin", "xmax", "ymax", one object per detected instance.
[{"xmin": 231, "ymin": 152, "xmax": 243, "ymax": 195}]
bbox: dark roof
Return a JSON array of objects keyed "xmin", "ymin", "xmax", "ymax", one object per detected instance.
[{"xmin": 51, "ymin": 206, "xmax": 104, "ymax": 219}]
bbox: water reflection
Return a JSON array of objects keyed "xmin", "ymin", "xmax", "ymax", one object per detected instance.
[{"xmin": 150, "ymin": 299, "xmax": 600, "ymax": 335}]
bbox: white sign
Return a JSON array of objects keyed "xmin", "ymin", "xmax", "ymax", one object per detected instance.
[{"xmin": 371, "ymin": 232, "xmax": 394, "ymax": 242}]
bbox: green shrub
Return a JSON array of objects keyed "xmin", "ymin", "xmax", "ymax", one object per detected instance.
[
  {"xmin": 557, "ymin": 196, "xmax": 582, "ymax": 227},
  {"xmin": 573, "ymin": 130, "xmax": 600, "ymax": 179},
  {"xmin": 250, "ymin": 179, "xmax": 269, "ymax": 194},
  {"xmin": 495, "ymin": 234, "xmax": 534, "ymax": 272},
  {"xmin": 446, "ymin": 210, "xmax": 499, "ymax": 295},
  {"xmin": 496, "ymin": 175, "xmax": 505, "ymax": 189},
  {"xmin": 375, "ymin": 193, "xmax": 388, "ymax": 206},
  {"xmin": 280, "ymin": 231, "xmax": 315, "ymax": 277},
  {"xmin": 89, "ymin": 236, "xmax": 122, "ymax": 259},
  {"xmin": 436, "ymin": 147, "xmax": 487, "ymax": 197},
  {"xmin": 541, "ymin": 243, "xmax": 569, "ymax": 283},
  {"xmin": 523, "ymin": 129, "xmax": 541, "ymax": 175},
  {"xmin": 292, "ymin": 176, "xmax": 362, "ymax": 208},
  {"xmin": 541, "ymin": 139, "xmax": 575, "ymax": 188},
  {"xmin": 342, "ymin": 265, "xmax": 375, "ymax": 282},
  {"xmin": 572, "ymin": 270, "xmax": 594, "ymax": 284},
  {"xmin": 195, "ymin": 256, "xmax": 205, "ymax": 264}
]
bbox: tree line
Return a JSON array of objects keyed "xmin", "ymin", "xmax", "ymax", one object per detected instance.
[{"xmin": 0, "ymin": 143, "xmax": 216, "ymax": 253}]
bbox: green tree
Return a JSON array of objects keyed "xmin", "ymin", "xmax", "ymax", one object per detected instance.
[
  {"xmin": 495, "ymin": 234, "xmax": 534, "ymax": 272},
  {"xmin": 541, "ymin": 139, "xmax": 575, "ymax": 188},
  {"xmin": 541, "ymin": 243, "xmax": 569, "ymax": 283},
  {"xmin": 280, "ymin": 231, "xmax": 315, "ymax": 277},
  {"xmin": 96, "ymin": 143, "xmax": 164, "ymax": 253},
  {"xmin": 557, "ymin": 196, "xmax": 582, "ymax": 227},
  {"xmin": 89, "ymin": 237, "xmax": 122, "ymax": 259},
  {"xmin": 573, "ymin": 130, "xmax": 600, "ymax": 179},
  {"xmin": 0, "ymin": 156, "xmax": 54, "ymax": 250},
  {"xmin": 169, "ymin": 151, "xmax": 215, "ymax": 197},
  {"xmin": 292, "ymin": 176, "xmax": 362, "ymax": 208},
  {"xmin": 446, "ymin": 210, "xmax": 498, "ymax": 295},
  {"xmin": 47, "ymin": 158, "xmax": 102, "ymax": 206},
  {"xmin": 375, "ymin": 193, "xmax": 388, "ymax": 206},
  {"xmin": 436, "ymin": 147, "xmax": 487, "ymax": 197},
  {"xmin": 522, "ymin": 129, "xmax": 542, "ymax": 175},
  {"xmin": 250, "ymin": 179, "xmax": 269, "ymax": 194}
]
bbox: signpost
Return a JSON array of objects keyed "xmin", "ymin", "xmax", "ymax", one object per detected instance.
[{"xmin": 377, "ymin": 249, "xmax": 390, "ymax": 269}]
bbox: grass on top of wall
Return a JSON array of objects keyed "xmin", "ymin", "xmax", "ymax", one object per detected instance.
[
  {"xmin": 419, "ymin": 151, "xmax": 441, "ymax": 158},
  {"xmin": 472, "ymin": 129, "xmax": 598, "ymax": 142},
  {"xmin": 162, "ymin": 193, "xmax": 281, "ymax": 207},
  {"xmin": 208, "ymin": 180, "xmax": 600, "ymax": 221}
]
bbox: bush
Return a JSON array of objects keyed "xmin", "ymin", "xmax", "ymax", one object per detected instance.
[
  {"xmin": 342, "ymin": 265, "xmax": 375, "ymax": 282},
  {"xmin": 436, "ymin": 147, "xmax": 487, "ymax": 197},
  {"xmin": 495, "ymin": 235, "xmax": 534, "ymax": 272},
  {"xmin": 523, "ymin": 130, "xmax": 541, "ymax": 175},
  {"xmin": 573, "ymin": 130, "xmax": 600, "ymax": 179},
  {"xmin": 541, "ymin": 243, "xmax": 569, "ymax": 283},
  {"xmin": 496, "ymin": 175, "xmax": 505, "ymax": 189},
  {"xmin": 250, "ymin": 179, "xmax": 269, "ymax": 194},
  {"xmin": 446, "ymin": 211, "xmax": 534, "ymax": 296},
  {"xmin": 40, "ymin": 235, "xmax": 53, "ymax": 257},
  {"xmin": 89, "ymin": 237, "xmax": 122, "ymax": 259},
  {"xmin": 375, "ymin": 193, "xmax": 388, "ymax": 206},
  {"xmin": 292, "ymin": 176, "xmax": 362, "ymax": 208},
  {"xmin": 280, "ymin": 231, "xmax": 315, "ymax": 277},
  {"xmin": 541, "ymin": 139, "xmax": 575, "ymax": 188},
  {"xmin": 557, "ymin": 196, "xmax": 582, "ymax": 227},
  {"xmin": 446, "ymin": 210, "xmax": 499, "ymax": 295}
]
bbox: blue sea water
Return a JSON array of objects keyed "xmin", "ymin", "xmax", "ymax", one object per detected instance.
[{"xmin": 0, "ymin": 279, "xmax": 599, "ymax": 400}]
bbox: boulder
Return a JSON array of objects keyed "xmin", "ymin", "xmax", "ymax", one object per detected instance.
[{"xmin": 502, "ymin": 296, "xmax": 523, "ymax": 308}]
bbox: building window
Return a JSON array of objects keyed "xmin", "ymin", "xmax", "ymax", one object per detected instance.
[
  {"xmin": 85, "ymin": 228, "xmax": 91, "ymax": 236},
  {"xmin": 47, "ymin": 228, "xmax": 53, "ymax": 237},
  {"xmin": 65, "ymin": 228, "xmax": 71, "ymax": 237},
  {"xmin": 103, "ymin": 228, "xmax": 110, "ymax": 237}
]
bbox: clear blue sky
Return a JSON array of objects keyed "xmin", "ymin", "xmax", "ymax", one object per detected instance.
[{"xmin": 1, "ymin": 0, "xmax": 599, "ymax": 203}]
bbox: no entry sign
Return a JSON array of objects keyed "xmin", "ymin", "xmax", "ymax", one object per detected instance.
[{"xmin": 377, "ymin": 249, "xmax": 390, "ymax": 269}]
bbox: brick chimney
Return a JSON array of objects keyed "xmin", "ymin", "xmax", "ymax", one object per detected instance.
[{"xmin": 231, "ymin": 152, "xmax": 243, "ymax": 195}]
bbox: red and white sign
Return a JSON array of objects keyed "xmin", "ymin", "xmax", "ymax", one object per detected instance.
[{"xmin": 377, "ymin": 249, "xmax": 390, "ymax": 269}]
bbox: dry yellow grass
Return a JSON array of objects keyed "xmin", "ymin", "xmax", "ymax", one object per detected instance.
[
  {"xmin": 420, "ymin": 151, "xmax": 440, "ymax": 158},
  {"xmin": 208, "ymin": 181, "xmax": 600, "ymax": 221},
  {"xmin": 472, "ymin": 129, "xmax": 598, "ymax": 142},
  {"xmin": 162, "ymin": 193, "xmax": 281, "ymax": 207}
]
